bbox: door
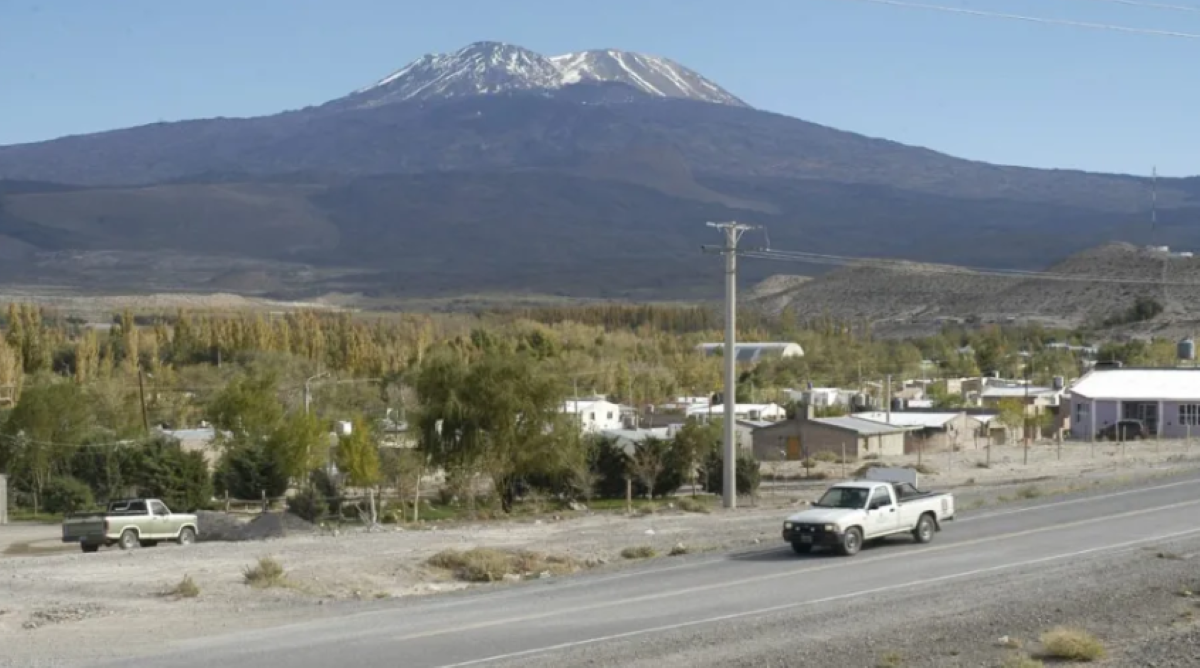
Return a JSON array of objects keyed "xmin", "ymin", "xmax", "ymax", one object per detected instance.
[
  {"xmin": 786, "ymin": 436, "xmax": 801, "ymax": 460},
  {"xmin": 149, "ymin": 500, "xmax": 172, "ymax": 539},
  {"xmin": 864, "ymin": 486, "xmax": 901, "ymax": 538}
]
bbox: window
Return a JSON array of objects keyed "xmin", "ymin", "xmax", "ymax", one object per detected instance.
[
  {"xmin": 869, "ymin": 487, "xmax": 892, "ymax": 508},
  {"xmin": 1075, "ymin": 402, "xmax": 1088, "ymax": 423},
  {"xmin": 1179, "ymin": 404, "xmax": 1200, "ymax": 426},
  {"xmin": 587, "ymin": 412, "xmax": 594, "ymax": 422},
  {"xmin": 150, "ymin": 501, "xmax": 169, "ymax": 516},
  {"xmin": 607, "ymin": 412, "xmax": 613, "ymax": 420}
]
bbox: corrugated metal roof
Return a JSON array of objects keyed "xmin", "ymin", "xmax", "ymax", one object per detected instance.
[
  {"xmin": 812, "ymin": 416, "xmax": 911, "ymax": 435},
  {"xmin": 852, "ymin": 412, "xmax": 960, "ymax": 428},
  {"xmin": 1069, "ymin": 368, "xmax": 1200, "ymax": 401},
  {"xmin": 981, "ymin": 386, "xmax": 1057, "ymax": 398}
]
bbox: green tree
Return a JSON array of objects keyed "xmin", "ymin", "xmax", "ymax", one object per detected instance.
[
  {"xmin": 336, "ymin": 415, "xmax": 382, "ymax": 525},
  {"xmin": 267, "ymin": 411, "xmax": 328, "ymax": 485},
  {"xmin": 1, "ymin": 379, "xmax": 95, "ymax": 511},
  {"xmin": 206, "ymin": 371, "xmax": 284, "ymax": 444}
]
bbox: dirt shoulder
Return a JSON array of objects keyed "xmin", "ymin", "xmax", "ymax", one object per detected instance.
[{"xmin": 1, "ymin": 439, "xmax": 1198, "ymax": 666}]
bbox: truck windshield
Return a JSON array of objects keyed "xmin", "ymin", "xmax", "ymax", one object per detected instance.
[{"xmin": 812, "ymin": 487, "xmax": 869, "ymax": 509}]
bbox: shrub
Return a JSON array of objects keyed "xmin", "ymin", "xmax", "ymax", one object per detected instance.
[
  {"xmin": 676, "ymin": 497, "xmax": 710, "ymax": 514},
  {"xmin": 589, "ymin": 436, "xmax": 690, "ymax": 500},
  {"xmin": 1039, "ymin": 627, "xmax": 1105, "ymax": 661},
  {"xmin": 167, "ymin": 575, "xmax": 200, "ymax": 598},
  {"xmin": 130, "ymin": 437, "xmax": 213, "ymax": 511},
  {"xmin": 243, "ymin": 557, "xmax": 287, "ymax": 588},
  {"xmin": 703, "ymin": 452, "xmax": 761, "ymax": 497},
  {"xmin": 214, "ymin": 443, "xmax": 289, "ymax": 501},
  {"xmin": 42, "ymin": 476, "xmax": 94, "ymax": 514},
  {"xmin": 286, "ymin": 487, "xmax": 327, "ymax": 523},
  {"xmin": 1017, "ymin": 485, "xmax": 1042, "ymax": 499},
  {"xmin": 812, "ymin": 451, "xmax": 839, "ymax": 463},
  {"xmin": 426, "ymin": 548, "xmax": 580, "ymax": 582},
  {"xmin": 621, "ymin": 545, "xmax": 657, "ymax": 559}
]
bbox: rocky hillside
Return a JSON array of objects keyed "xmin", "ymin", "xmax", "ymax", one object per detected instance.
[{"xmin": 751, "ymin": 243, "xmax": 1200, "ymax": 334}]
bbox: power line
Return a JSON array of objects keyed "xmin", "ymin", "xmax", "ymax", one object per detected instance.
[
  {"xmin": 828, "ymin": 0, "xmax": 1200, "ymax": 38},
  {"xmin": 1063, "ymin": 0, "xmax": 1200, "ymax": 14}
]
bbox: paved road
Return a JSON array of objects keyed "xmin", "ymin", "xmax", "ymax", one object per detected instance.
[{"xmin": 107, "ymin": 473, "xmax": 1200, "ymax": 668}]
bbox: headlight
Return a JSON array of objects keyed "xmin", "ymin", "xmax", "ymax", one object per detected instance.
[
  {"xmin": 784, "ymin": 522, "xmax": 793, "ymax": 529},
  {"xmin": 824, "ymin": 524, "xmax": 835, "ymax": 531}
]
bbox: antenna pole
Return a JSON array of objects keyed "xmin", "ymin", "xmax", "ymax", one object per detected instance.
[{"xmin": 703, "ymin": 221, "xmax": 760, "ymax": 509}]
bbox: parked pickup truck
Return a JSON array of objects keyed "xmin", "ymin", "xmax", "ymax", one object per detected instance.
[
  {"xmin": 781, "ymin": 467, "xmax": 955, "ymax": 556},
  {"xmin": 62, "ymin": 498, "xmax": 198, "ymax": 553}
]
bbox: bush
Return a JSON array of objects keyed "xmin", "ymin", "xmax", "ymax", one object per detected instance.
[
  {"xmin": 42, "ymin": 476, "xmax": 95, "ymax": 514},
  {"xmin": 589, "ymin": 436, "xmax": 690, "ymax": 500},
  {"xmin": 703, "ymin": 452, "xmax": 761, "ymax": 497},
  {"xmin": 286, "ymin": 487, "xmax": 327, "ymax": 523},
  {"xmin": 426, "ymin": 548, "xmax": 580, "ymax": 582},
  {"xmin": 167, "ymin": 575, "xmax": 200, "ymax": 598},
  {"xmin": 310, "ymin": 468, "xmax": 343, "ymax": 516},
  {"xmin": 1039, "ymin": 627, "xmax": 1105, "ymax": 661},
  {"xmin": 131, "ymin": 437, "xmax": 213, "ymax": 511},
  {"xmin": 812, "ymin": 451, "xmax": 839, "ymax": 463},
  {"xmin": 620, "ymin": 545, "xmax": 656, "ymax": 559},
  {"xmin": 243, "ymin": 557, "xmax": 286, "ymax": 588},
  {"xmin": 213, "ymin": 442, "xmax": 289, "ymax": 501}
]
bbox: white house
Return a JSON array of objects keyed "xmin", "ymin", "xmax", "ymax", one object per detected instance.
[
  {"xmin": 685, "ymin": 402, "xmax": 787, "ymax": 423},
  {"xmin": 561, "ymin": 398, "xmax": 624, "ymax": 434},
  {"xmin": 1066, "ymin": 367, "xmax": 1200, "ymax": 440}
]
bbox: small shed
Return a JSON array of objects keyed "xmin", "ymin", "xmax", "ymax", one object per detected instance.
[{"xmin": 751, "ymin": 415, "xmax": 909, "ymax": 462}]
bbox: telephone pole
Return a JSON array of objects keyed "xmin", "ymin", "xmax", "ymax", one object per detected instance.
[{"xmin": 703, "ymin": 221, "xmax": 761, "ymax": 509}]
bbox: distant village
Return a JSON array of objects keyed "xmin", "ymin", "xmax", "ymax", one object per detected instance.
[{"xmin": 153, "ymin": 339, "xmax": 1200, "ymax": 472}]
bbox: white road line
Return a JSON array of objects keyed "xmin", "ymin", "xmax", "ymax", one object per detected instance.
[{"xmin": 434, "ymin": 525, "xmax": 1200, "ymax": 667}]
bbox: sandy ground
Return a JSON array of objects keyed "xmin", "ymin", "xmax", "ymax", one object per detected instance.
[{"xmin": 2, "ymin": 438, "xmax": 1199, "ymax": 666}]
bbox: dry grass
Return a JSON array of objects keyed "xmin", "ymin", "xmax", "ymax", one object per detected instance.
[
  {"xmin": 242, "ymin": 557, "xmax": 287, "ymax": 589},
  {"xmin": 620, "ymin": 545, "xmax": 657, "ymax": 560},
  {"xmin": 875, "ymin": 650, "xmax": 903, "ymax": 667},
  {"xmin": 1017, "ymin": 485, "xmax": 1044, "ymax": 499},
  {"xmin": 668, "ymin": 543, "xmax": 690, "ymax": 556},
  {"xmin": 1039, "ymin": 627, "xmax": 1106, "ymax": 661},
  {"xmin": 164, "ymin": 574, "xmax": 200, "ymax": 599},
  {"xmin": 426, "ymin": 548, "xmax": 581, "ymax": 583},
  {"xmin": 675, "ymin": 497, "xmax": 710, "ymax": 514},
  {"xmin": 1001, "ymin": 655, "xmax": 1045, "ymax": 668}
]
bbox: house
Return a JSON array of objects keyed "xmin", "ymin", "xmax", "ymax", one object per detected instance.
[
  {"xmin": 853, "ymin": 411, "xmax": 982, "ymax": 453},
  {"xmin": 980, "ymin": 385, "xmax": 1063, "ymax": 412},
  {"xmin": 685, "ymin": 402, "xmax": 787, "ymax": 423},
  {"xmin": 599, "ymin": 427, "xmax": 673, "ymax": 455},
  {"xmin": 155, "ymin": 426, "xmax": 224, "ymax": 469},
  {"xmin": 695, "ymin": 342, "xmax": 804, "ymax": 363},
  {"xmin": 1066, "ymin": 367, "xmax": 1200, "ymax": 439},
  {"xmin": 751, "ymin": 413, "xmax": 909, "ymax": 461},
  {"xmin": 561, "ymin": 398, "xmax": 624, "ymax": 434}
]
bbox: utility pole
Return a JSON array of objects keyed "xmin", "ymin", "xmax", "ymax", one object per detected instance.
[
  {"xmin": 702, "ymin": 221, "xmax": 761, "ymax": 509},
  {"xmin": 137, "ymin": 367, "xmax": 150, "ymax": 436}
]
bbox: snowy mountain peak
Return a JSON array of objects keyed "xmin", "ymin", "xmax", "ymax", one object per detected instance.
[
  {"xmin": 349, "ymin": 42, "xmax": 748, "ymax": 108},
  {"xmin": 548, "ymin": 49, "xmax": 746, "ymax": 107}
]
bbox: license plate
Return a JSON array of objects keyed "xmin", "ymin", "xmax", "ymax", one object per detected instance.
[{"xmin": 799, "ymin": 535, "xmax": 812, "ymax": 543}]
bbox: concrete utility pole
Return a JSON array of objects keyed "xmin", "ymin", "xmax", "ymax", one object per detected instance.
[
  {"xmin": 702, "ymin": 221, "xmax": 761, "ymax": 509},
  {"xmin": 304, "ymin": 371, "xmax": 330, "ymax": 415}
]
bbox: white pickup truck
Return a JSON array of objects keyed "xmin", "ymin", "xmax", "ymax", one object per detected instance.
[{"xmin": 781, "ymin": 468, "xmax": 955, "ymax": 556}]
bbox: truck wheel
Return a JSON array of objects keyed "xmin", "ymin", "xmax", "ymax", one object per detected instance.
[
  {"xmin": 81, "ymin": 543, "xmax": 99, "ymax": 553},
  {"xmin": 791, "ymin": 541, "xmax": 813, "ymax": 555},
  {"xmin": 118, "ymin": 529, "xmax": 139, "ymax": 550},
  {"xmin": 838, "ymin": 527, "xmax": 863, "ymax": 556},
  {"xmin": 177, "ymin": 527, "xmax": 196, "ymax": 546},
  {"xmin": 913, "ymin": 514, "xmax": 936, "ymax": 544}
]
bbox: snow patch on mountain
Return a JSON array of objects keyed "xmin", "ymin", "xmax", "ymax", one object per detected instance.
[{"xmin": 350, "ymin": 41, "xmax": 748, "ymax": 108}]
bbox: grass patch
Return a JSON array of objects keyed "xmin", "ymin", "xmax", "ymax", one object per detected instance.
[
  {"xmin": 620, "ymin": 545, "xmax": 657, "ymax": 560},
  {"xmin": 1001, "ymin": 655, "xmax": 1044, "ymax": 668},
  {"xmin": 1016, "ymin": 485, "xmax": 1043, "ymax": 499},
  {"xmin": 812, "ymin": 451, "xmax": 840, "ymax": 463},
  {"xmin": 426, "ymin": 548, "xmax": 580, "ymax": 583},
  {"xmin": 675, "ymin": 497, "xmax": 710, "ymax": 514},
  {"xmin": 876, "ymin": 650, "xmax": 903, "ymax": 667},
  {"xmin": 243, "ymin": 557, "xmax": 287, "ymax": 589},
  {"xmin": 1039, "ymin": 627, "xmax": 1105, "ymax": 662},
  {"xmin": 165, "ymin": 574, "xmax": 200, "ymax": 599},
  {"xmin": 668, "ymin": 543, "xmax": 690, "ymax": 556}
]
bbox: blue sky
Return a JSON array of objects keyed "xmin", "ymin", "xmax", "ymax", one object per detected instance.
[{"xmin": 2, "ymin": 0, "xmax": 1197, "ymax": 175}]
